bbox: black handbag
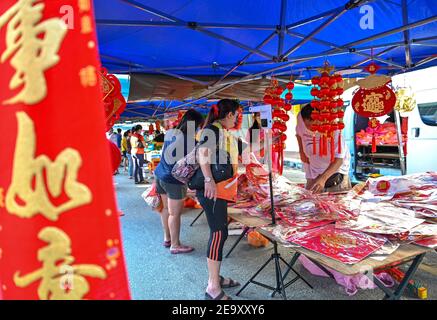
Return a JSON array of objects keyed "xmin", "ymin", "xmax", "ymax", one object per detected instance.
[
  {"xmin": 324, "ymin": 172, "xmax": 344, "ymax": 188},
  {"xmin": 187, "ymin": 149, "xmax": 234, "ymax": 190}
]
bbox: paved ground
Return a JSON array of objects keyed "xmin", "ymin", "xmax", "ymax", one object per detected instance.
[{"xmin": 115, "ymin": 169, "xmax": 437, "ymax": 300}]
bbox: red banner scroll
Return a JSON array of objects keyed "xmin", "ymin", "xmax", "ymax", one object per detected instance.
[{"xmin": 0, "ymin": 0, "xmax": 130, "ymax": 299}]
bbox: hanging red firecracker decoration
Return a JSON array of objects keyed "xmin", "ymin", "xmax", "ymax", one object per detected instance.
[
  {"xmin": 100, "ymin": 68, "xmax": 127, "ymax": 131},
  {"xmin": 352, "ymin": 62, "xmax": 397, "ymax": 153},
  {"xmin": 263, "ymin": 77, "xmax": 294, "ymax": 175},
  {"xmin": 309, "ymin": 63, "xmax": 345, "ymax": 163}
]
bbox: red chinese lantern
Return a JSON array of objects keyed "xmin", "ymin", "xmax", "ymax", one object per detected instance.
[
  {"xmin": 352, "ymin": 62, "xmax": 397, "ymax": 152},
  {"xmin": 309, "ymin": 63, "xmax": 344, "ymax": 162}
]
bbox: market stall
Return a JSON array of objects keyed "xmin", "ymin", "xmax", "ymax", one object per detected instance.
[
  {"xmin": 224, "ymin": 165, "xmax": 437, "ymax": 299},
  {"xmin": 95, "ymin": 0, "xmax": 437, "ymax": 301}
]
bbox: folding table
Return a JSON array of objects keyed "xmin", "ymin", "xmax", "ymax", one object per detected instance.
[{"xmin": 257, "ymin": 227, "xmax": 433, "ymax": 300}]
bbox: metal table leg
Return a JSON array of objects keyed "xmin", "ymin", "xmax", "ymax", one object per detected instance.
[
  {"xmin": 225, "ymin": 226, "xmax": 250, "ymax": 258},
  {"xmin": 369, "ymin": 253, "xmax": 426, "ymax": 300},
  {"xmin": 189, "ymin": 210, "xmax": 204, "ymax": 227}
]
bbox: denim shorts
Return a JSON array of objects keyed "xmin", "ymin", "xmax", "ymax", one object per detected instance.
[{"xmin": 155, "ymin": 178, "xmax": 187, "ymax": 200}]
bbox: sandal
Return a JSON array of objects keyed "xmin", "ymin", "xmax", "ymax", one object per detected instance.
[
  {"xmin": 204, "ymin": 290, "xmax": 232, "ymax": 300},
  {"xmin": 170, "ymin": 245, "xmax": 194, "ymax": 254},
  {"xmin": 220, "ymin": 276, "xmax": 240, "ymax": 288},
  {"xmin": 163, "ymin": 240, "xmax": 171, "ymax": 248}
]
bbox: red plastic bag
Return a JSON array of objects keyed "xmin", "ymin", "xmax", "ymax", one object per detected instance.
[{"xmin": 142, "ymin": 182, "xmax": 163, "ymax": 213}]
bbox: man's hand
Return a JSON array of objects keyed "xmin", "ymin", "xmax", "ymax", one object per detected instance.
[
  {"xmin": 310, "ymin": 176, "xmax": 327, "ymax": 194},
  {"xmin": 300, "ymin": 152, "xmax": 310, "ymax": 164}
]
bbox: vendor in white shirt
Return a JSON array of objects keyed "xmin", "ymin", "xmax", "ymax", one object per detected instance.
[{"xmin": 296, "ymin": 104, "xmax": 352, "ymax": 193}]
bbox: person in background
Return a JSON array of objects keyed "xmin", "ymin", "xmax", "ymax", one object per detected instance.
[
  {"xmin": 126, "ymin": 128, "xmax": 134, "ymax": 179},
  {"xmin": 121, "ymin": 130, "xmax": 130, "ymax": 173},
  {"xmin": 154, "ymin": 109, "xmax": 204, "ymax": 254},
  {"xmin": 108, "ymin": 128, "xmax": 120, "ymax": 175},
  {"xmin": 116, "ymin": 128, "xmax": 122, "ymax": 149},
  {"xmin": 108, "ymin": 128, "xmax": 118, "ymax": 146},
  {"xmin": 296, "ymin": 103, "xmax": 351, "ymax": 193},
  {"xmin": 153, "ymin": 130, "xmax": 165, "ymax": 143},
  {"xmin": 197, "ymin": 99, "xmax": 243, "ymax": 300},
  {"xmin": 131, "ymin": 125, "xmax": 147, "ymax": 184},
  {"xmin": 246, "ymin": 112, "xmax": 265, "ymax": 162}
]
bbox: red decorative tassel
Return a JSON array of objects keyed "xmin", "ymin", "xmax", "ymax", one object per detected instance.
[
  {"xmin": 323, "ymin": 135, "xmax": 328, "ymax": 156},
  {"xmin": 330, "ymin": 134, "xmax": 335, "ymax": 163},
  {"xmin": 371, "ymin": 134, "xmax": 377, "ymax": 153},
  {"xmin": 401, "ymin": 117, "xmax": 408, "ymax": 156},
  {"xmin": 338, "ymin": 131, "xmax": 342, "ymax": 154},
  {"xmin": 313, "ymin": 135, "xmax": 317, "ymax": 155},
  {"xmin": 319, "ymin": 135, "xmax": 323, "ymax": 156}
]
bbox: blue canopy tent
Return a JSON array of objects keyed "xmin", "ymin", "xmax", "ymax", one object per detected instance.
[{"xmin": 94, "ymin": 0, "xmax": 437, "ymax": 119}]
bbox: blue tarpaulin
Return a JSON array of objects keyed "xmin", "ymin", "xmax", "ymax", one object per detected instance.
[{"xmin": 95, "ymin": 0, "xmax": 437, "ymax": 118}]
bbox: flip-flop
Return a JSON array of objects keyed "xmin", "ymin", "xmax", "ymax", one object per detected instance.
[
  {"xmin": 163, "ymin": 240, "xmax": 171, "ymax": 248},
  {"xmin": 204, "ymin": 290, "xmax": 232, "ymax": 300},
  {"xmin": 220, "ymin": 276, "xmax": 240, "ymax": 288}
]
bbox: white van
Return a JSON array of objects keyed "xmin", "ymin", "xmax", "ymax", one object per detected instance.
[{"xmin": 343, "ymin": 66, "xmax": 437, "ymax": 181}]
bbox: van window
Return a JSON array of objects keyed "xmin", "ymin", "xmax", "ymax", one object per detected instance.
[{"xmin": 418, "ymin": 102, "xmax": 437, "ymax": 126}]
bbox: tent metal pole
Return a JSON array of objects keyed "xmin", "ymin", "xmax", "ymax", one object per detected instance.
[
  {"xmin": 413, "ymin": 43, "xmax": 437, "ymax": 48},
  {"xmin": 412, "ymin": 35, "xmax": 437, "ymax": 43},
  {"xmin": 153, "ymin": 70, "xmax": 209, "ymax": 85},
  {"xmin": 212, "ymin": 31, "xmax": 278, "ymax": 87},
  {"xmin": 121, "ymin": 0, "xmax": 177, "ymax": 21},
  {"xmin": 101, "ymin": 54, "xmax": 210, "ymax": 85},
  {"xmin": 283, "ymin": 7, "xmax": 347, "ymax": 59},
  {"xmin": 350, "ymin": 46, "xmax": 400, "ymax": 67},
  {"xmin": 278, "ymin": 0, "xmax": 288, "ymax": 57},
  {"xmin": 151, "ymin": 101, "xmax": 164, "ymax": 118},
  {"xmin": 402, "ymin": 0, "xmax": 412, "ymax": 68},
  {"xmin": 218, "ymin": 67, "xmax": 251, "ymax": 75},
  {"xmin": 339, "ymin": 15, "xmax": 437, "ymax": 49},
  {"xmin": 128, "ymin": 104, "xmax": 167, "ymax": 111},
  {"xmin": 123, "ymin": 109, "xmax": 158, "ymax": 117},
  {"xmin": 286, "ymin": 6, "xmax": 344, "ymax": 30},
  {"xmin": 96, "ymin": 19, "xmax": 277, "ymax": 30},
  {"xmin": 287, "ymin": 30, "xmax": 404, "ymax": 68},
  {"xmin": 278, "ymin": 15, "xmax": 437, "ymax": 67},
  {"xmin": 411, "ymin": 54, "xmax": 437, "ymax": 69},
  {"xmin": 193, "ymin": 28, "xmax": 275, "ymax": 60},
  {"xmin": 352, "ymin": 36, "xmax": 437, "ymax": 51},
  {"xmin": 120, "ymin": 0, "xmax": 274, "ymax": 61},
  {"xmin": 100, "ymin": 54, "xmax": 144, "ymax": 68}
]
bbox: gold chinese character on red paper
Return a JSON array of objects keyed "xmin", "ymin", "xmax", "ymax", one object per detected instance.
[
  {"xmin": 14, "ymin": 227, "xmax": 107, "ymax": 300},
  {"xmin": 81, "ymin": 15, "xmax": 93, "ymax": 34},
  {"xmin": 79, "ymin": 65, "xmax": 98, "ymax": 87},
  {"xmin": 0, "ymin": 0, "xmax": 67, "ymax": 105},
  {"xmin": 5, "ymin": 112, "xmax": 92, "ymax": 221},
  {"xmin": 78, "ymin": 0, "xmax": 91, "ymax": 12},
  {"xmin": 361, "ymin": 92, "xmax": 385, "ymax": 114}
]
